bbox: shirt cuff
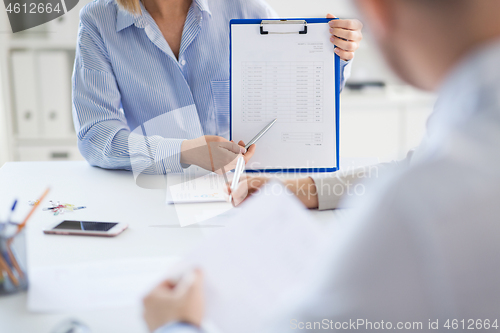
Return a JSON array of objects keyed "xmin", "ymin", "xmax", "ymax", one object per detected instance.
[
  {"xmin": 339, "ymin": 58, "xmax": 353, "ymax": 90},
  {"xmin": 154, "ymin": 322, "xmax": 202, "ymax": 333},
  {"xmin": 155, "ymin": 139, "xmax": 186, "ymax": 174},
  {"xmin": 310, "ymin": 176, "xmax": 345, "ymax": 210}
]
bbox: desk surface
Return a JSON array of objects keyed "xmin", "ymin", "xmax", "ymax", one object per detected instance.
[{"xmin": 0, "ymin": 161, "xmax": 339, "ymax": 333}]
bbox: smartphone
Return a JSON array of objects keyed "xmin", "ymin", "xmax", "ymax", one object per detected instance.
[{"xmin": 43, "ymin": 220, "xmax": 128, "ymax": 237}]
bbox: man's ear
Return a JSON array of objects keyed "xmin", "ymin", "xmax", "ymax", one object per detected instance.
[{"xmin": 356, "ymin": 0, "xmax": 393, "ymax": 40}]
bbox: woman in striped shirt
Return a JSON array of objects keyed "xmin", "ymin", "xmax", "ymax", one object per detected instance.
[{"xmin": 72, "ymin": 0, "xmax": 362, "ymax": 175}]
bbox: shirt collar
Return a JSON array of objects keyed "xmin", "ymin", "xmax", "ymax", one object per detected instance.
[
  {"xmin": 116, "ymin": 0, "xmax": 211, "ymax": 32},
  {"xmin": 116, "ymin": 5, "xmax": 138, "ymax": 32},
  {"xmin": 194, "ymin": 0, "xmax": 211, "ymax": 16}
]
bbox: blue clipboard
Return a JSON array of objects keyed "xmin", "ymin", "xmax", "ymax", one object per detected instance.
[{"xmin": 229, "ymin": 18, "xmax": 341, "ymax": 173}]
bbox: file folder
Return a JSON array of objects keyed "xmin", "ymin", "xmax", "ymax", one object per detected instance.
[
  {"xmin": 37, "ymin": 51, "xmax": 73, "ymax": 138},
  {"xmin": 11, "ymin": 51, "xmax": 40, "ymax": 139}
]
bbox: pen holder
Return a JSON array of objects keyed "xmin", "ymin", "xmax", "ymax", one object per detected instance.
[{"xmin": 0, "ymin": 228, "xmax": 28, "ymax": 295}]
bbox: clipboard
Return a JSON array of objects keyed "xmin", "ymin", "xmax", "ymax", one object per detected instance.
[{"xmin": 229, "ymin": 18, "xmax": 341, "ymax": 173}]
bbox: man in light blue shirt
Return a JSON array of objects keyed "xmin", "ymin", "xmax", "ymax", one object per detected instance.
[
  {"xmin": 72, "ymin": 0, "xmax": 362, "ymax": 175},
  {"xmin": 142, "ymin": 0, "xmax": 500, "ymax": 332}
]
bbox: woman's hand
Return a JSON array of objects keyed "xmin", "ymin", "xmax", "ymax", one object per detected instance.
[
  {"xmin": 180, "ymin": 135, "xmax": 256, "ymax": 173},
  {"xmin": 228, "ymin": 176, "xmax": 319, "ymax": 209},
  {"xmin": 143, "ymin": 270, "xmax": 205, "ymax": 332},
  {"xmin": 327, "ymin": 13, "xmax": 363, "ymax": 61}
]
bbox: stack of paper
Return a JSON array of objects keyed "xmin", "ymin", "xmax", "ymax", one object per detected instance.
[
  {"xmin": 166, "ymin": 167, "xmax": 232, "ymax": 204},
  {"xmin": 180, "ymin": 182, "xmax": 333, "ymax": 333}
]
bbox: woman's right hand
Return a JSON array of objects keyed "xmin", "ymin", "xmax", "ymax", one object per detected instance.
[{"xmin": 180, "ymin": 135, "xmax": 256, "ymax": 173}]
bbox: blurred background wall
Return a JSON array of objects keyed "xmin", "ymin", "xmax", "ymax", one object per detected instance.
[{"xmin": 0, "ymin": 0, "xmax": 436, "ymax": 167}]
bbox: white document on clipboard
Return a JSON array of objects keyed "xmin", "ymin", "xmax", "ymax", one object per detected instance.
[{"xmin": 231, "ymin": 19, "xmax": 339, "ymax": 171}]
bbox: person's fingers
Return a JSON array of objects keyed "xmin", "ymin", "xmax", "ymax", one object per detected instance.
[
  {"xmin": 329, "ymin": 27, "xmax": 363, "ymax": 42},
  {"xmin": 331, "ymin": 36, "xmax": 359, "ymax": 52},
  {"xmin": 179, "ymin": 269, "xmax": 205, "ymax": 327},
  {"xmin": 213, "ymin": 153, "xmax": 240, "ymax": 174},
  {"xmin": 161, "ymin": 279, "xmax": 178, "ymax": 290},
  {"xmin": 329, "ymin": 18, "xmax": 363, "ymax": 31},
  {"xmin": 237, "ymin": 140, "xmax": 248, "ymax": 154},
  {"xmin": 231, "ymin": 177, "xmax": 250, "ymax": 206},
  {"xmin": 326, "ymin": 13, "xmax": 336, "ymax": 19},
  {"xmin": 243, "ymin": 144, "xmax": 256, "ymax": 163},
  {"xmin": 191, "ymin": 269, "xmax": 203, "ymax": 288},
  {"xmin": 216, "ymin": 141, "xmax": 241, "ymax": 155},
  {"xmin": 334, "ymin": 48, "xmax": 355, "ymax": 61},
  {"xmin": 226, "ymin": 174, "xmax": 249, "ymax": 194},
  {"xmin": 231, "ymin": 176, "xmax": 270, "ymax": 206},
  {"xmin": 179, "ymin": 268, "xmax": 203, "ymax": 298}
]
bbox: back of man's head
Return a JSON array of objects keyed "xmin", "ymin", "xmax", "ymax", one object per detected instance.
[{"xmin": 355, "ymin": 0, "xmax": 500, "ymax": 90}]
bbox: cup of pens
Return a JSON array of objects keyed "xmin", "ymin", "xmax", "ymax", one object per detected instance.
[
  {"xmin": 0, "ymin": 227, "xmax": 28, "ymax": 294},
  {"xmin": 0, "ymin": 189, "xmax": 50, "ymax": 295}
]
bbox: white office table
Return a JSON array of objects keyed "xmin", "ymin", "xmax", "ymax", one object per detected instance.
[{"xmin": 0, "ymin": 161, "xmax": 342, "ymax": 333}]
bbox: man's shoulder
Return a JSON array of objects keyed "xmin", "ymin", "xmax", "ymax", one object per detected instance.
[{"xmin": 376, "ymin": 155, "xmax": 499, "ymax": 223}]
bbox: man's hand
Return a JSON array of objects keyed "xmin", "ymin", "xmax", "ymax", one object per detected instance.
[
  {"xmin": 327, "ymin": 13, "xmax": 363, "ymax": 61},
  {"xmin": 181, "ymin": 135, "xmax": 256, "ymax": 174},
  {"xmin": 227, "ymin": 175, "xmax": 272, "ymax": 206},
  {"xmin": 227, "ymin": 176, "xmax": 319, "ymax": 209},
  {"xmin": 143, "ymin": 270, "xmax": 205, "ymax": 332}
]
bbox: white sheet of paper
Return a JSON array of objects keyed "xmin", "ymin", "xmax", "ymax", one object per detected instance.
[
  {"xmin": 166, "ymin": 166, "xmax": 234, "ymax": 204},
  {"xmin": 231, "ymin": 22, "xmax": 337, "ymax": 170},
  {"xmin": 178, "ymin": 182, "xmax": 332, "ymax": 333},
  {"xmin": 28, "ymin": 257, "xmax": 180, "ymax": 312}
]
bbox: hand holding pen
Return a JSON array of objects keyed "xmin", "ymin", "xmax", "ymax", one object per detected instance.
[{"xmin": 236, "ymin": 118, "xmax": 277, "ymax": 155}]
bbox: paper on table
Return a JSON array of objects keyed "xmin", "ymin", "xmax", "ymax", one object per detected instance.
[
  {"xmin": 177, "ymin": 181, "xmax": 332, "ymax": 333},
  {"xmin": 173, "ymin": 202, "xmax": 234, "ymax": 227},
  {"xmin": 166, "ymin": 166, "xmax": 233, "ymax": 204},
  {"xmin": 28, "ymin": 256, "xmax": 180, "ymax": 312}
]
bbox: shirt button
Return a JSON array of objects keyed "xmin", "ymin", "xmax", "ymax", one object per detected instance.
[{"xmin": 180, "ymin": 59, "xmax": 186, "ymax": 66}]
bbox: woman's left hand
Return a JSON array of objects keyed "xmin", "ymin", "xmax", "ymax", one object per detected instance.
[{"xmin": 327, "ymin": 13, "xmax": 363, "ymax": 61}]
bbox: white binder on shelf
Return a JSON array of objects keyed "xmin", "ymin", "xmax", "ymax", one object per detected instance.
[
  {"xmin": 11, "ymin": 51, "xmax": 40, "ymax": 139},
  {"xmin": 37, "ymin": 51, "xmax": 73, "ymax": 138}
]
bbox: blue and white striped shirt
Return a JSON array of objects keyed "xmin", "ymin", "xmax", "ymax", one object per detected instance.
[{"xmin": 72, "ymin": 0, "xmax": 350, "ymax": 174}]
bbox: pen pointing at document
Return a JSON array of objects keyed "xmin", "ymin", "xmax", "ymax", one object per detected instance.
[
  {"xmin": 241, "ymin": 118, "xmax": 277, "ymax": 154},
  {"xmin": 227, "ymin": 118, "xmax": 277, "ymax": 204}
]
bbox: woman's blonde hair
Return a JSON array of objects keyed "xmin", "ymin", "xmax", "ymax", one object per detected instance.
[{"xmin": 116, "ymin": 0, "xmax": 141, "ymax": 15}]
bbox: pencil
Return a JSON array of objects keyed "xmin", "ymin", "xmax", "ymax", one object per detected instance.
[
  {"xmin": 6, "ymin": 246, "xmax": 24, "ymax": 280},
  {"xmin": 16, "ymin": 188, "xmax": 50, "ymax": 234},
  {"xmin": 0, "ymin": 254, "xmax": 18, "ymax": 286}
]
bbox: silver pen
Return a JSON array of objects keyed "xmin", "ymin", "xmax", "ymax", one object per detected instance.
[
  {"xmin": 244, "ymin": 118, "xmax": 278, "ymax": 151},
  {"xmin": 228, "ymin": 156, "xmax": 246, "ymax": 203}
]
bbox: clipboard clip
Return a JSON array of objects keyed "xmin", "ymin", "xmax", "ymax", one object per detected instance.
[{"xmin": 260, "ymin": 20, "xmax": 308, "ymax": 35}]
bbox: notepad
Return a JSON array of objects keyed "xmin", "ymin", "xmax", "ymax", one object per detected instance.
[{"xmin": 166, "ymin": 167, "xmax": 231, "ymax": 204}]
